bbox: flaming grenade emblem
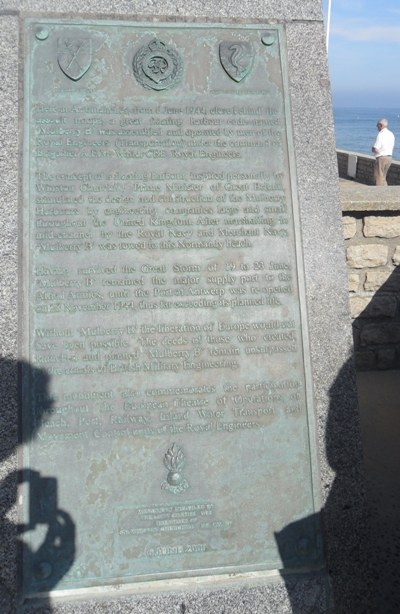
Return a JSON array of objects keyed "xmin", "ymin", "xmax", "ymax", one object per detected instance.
[{"xmin": 162, "ymin": 443, "xmax": 189, "ymax": 494}]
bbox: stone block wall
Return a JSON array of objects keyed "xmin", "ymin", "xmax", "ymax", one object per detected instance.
[
  {"xmin": 341, "ymin": 184, "xmax": 400, "ymax": 369},
  {"xmin": 337, "ymin": 149, "xmax": 400, "ymax": 185}
]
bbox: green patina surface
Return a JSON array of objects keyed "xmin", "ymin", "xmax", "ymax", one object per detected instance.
[{"xmin": 21, "ymin": 18, "xmax": 322, "ymax": 597}]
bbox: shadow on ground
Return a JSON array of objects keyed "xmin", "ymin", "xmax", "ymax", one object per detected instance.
[{"xmin": 277, "ymin": 265, "xmax": 400, "ymax": 612}]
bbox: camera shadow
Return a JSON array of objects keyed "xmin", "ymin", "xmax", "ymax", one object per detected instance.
[{"xmin": 0, "ymin": 357, "xmax": 75, "ymax": 613}]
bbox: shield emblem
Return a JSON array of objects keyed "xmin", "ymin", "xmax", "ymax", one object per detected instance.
[
  {"xmin": 219, "ymin": 42, "xmax": 253, "ymax": 83},
  {"xmin": 57, "ymin": 38, "xmax": 92, "ymax": 81}
]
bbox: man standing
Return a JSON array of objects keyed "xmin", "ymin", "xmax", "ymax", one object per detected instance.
[{"xmin": 372, "ymin": 118, "xmax": 395, "ymax": 186}]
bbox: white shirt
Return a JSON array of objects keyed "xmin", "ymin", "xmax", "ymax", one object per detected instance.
[{"xmin": 373, "ymin": 127, "xmax": 395, "ymax": 157}]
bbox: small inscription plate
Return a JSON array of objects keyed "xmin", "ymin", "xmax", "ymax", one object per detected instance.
[{"xmin": 22, "ymin": 19, "xmax": 322, "ymax": 596}]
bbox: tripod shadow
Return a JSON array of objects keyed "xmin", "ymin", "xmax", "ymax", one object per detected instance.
[{"xmin": 0, "ymin": 357, "xmax": 75, "ymax": 613}]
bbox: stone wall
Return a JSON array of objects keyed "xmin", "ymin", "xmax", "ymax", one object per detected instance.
[
  {"xmin": 337, "ymin": 149, "xmax": 400, "ymax": 185},
  {"xmin": 341, "ymin": 183, "xmax": 400, "ymax": 369}
]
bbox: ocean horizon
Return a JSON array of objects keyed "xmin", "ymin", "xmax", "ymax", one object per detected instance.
[{"xmin": 333, "ymin": 107, "xmax": 400, "ymax": 161}]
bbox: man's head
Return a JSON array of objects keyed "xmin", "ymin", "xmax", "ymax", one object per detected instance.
[{"xmin": 377, "ymin": 118, "xmax": 388, "ymax": 131}]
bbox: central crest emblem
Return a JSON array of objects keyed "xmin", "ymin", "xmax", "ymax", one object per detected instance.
[
  {"xmin": 133, "ymin": 39, "xmax": 183, "ymax": 91},
  {"xmin": 57, "ymin": 38, "xmax": 92, "ymax": 81},
  {"xmin": 219, "ymin": 41, "xmax": 253, "ymax": 83}
]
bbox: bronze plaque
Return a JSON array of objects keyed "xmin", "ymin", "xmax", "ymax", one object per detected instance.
[{"xmin": 21, "ymin": 19, "xmax": 322, "ymax": 597}]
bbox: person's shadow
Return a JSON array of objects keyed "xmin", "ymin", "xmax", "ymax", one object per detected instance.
[
  {"xmin": 275, "ymin": 357, "xmax": 369, "ymax": 613},
  {"xmin": 276, "ymin": 264, "xmax": 400, "ymax": 612},
  {"xmin": 0, "ymin": 358, "xmax": 75, "ymax": 613}
]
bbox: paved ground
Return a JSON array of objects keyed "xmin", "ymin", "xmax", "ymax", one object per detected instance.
[{"xmin": 356, "ymin": 371, "xmax": 400, "ymax": 613}]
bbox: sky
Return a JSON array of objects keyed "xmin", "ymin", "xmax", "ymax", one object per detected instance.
[{"xmin": 323, "ymin": 0, "xmax": 400, "ymax": 108}]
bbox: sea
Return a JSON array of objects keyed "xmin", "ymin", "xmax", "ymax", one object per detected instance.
[{"xmin": 333, "ymin": 107, "xmax": 400, "ymax": 161}]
